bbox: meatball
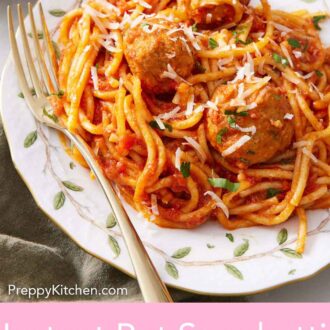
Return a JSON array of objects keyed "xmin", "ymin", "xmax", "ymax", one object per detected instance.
[
  {"xmin": 123, "ymin": 18, "xmax": 195, "ymax": 94},
  {"xmin": 206, "ymin": 85, "xmax": 294, "ymax": 167}
]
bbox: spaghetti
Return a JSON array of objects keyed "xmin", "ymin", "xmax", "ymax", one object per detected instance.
[{"xmin": 52, "ymin": 0, "xmax": 330, "ymax": 253}]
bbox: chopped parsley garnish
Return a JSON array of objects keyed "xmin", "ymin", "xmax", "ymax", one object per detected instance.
[
  {"xmin": 236, "ymin": 37, "xmax": 253, "ymax": 45},
  {"xmin": 233, "ymin": 24, "xmax": 247, "ymax": 36},
  {"xmin": 50, "ymin": 90, "xmax": 65, "ymax": 98},
  {"xmin": 208, "ymin": 38, "xmax": 218, "ymax": 49},
  {"xmin": 266, "ymin": 188, "xmax": 282, "ymax": 198},
  {"xmin": 195, "ymin": 61, "xmax": 206, "ymax": 73},
  {"xmin": 192, "ymin": 23, "xmax": 198, "ymax": 32},
  {"xmin": 216, "ymin": 128, "xmax": 228, "ymax": 144},
  {"xmin": 225, "ymin": 233, "xmax": 234, "ymax": 242},
  {"xmin": 239, "ymin": 157, "xmax": 250, "ymax": 165},
  {"xmin": 302, "ymin": 42, "xmax": 309, "ymax": 52},
  {"xmin": 280, "ymin": 158, "xmax": 294, "ymax": 165},
  {"xmin": 149, "ymin": 120, "xmax": 173, "ymax": 132},
  {"xmin": 224, "ymin": 110, "xmax": 248, "ymax": 117},
  {"xmin": 272, "ymin": 53, "xmax": 289, "ymax": 66},
  {"xmin": 227, "ymin": 116, "xmax": 236, "ymax": 128},
  {"xmin": 313, "ymin": 15, "xmax": 327, "ymax": 30},
  {"xmin": 141, "ymin": 22, "xmax": 150, "ymax": 28},
  {"xmin": 316, "ymin": 70, "xmax": 324, "ymax": 77},
  {"xmin": 28, "ymin": 31, "xmax": 43, "ymax": 39},
  {"xmin": 208, "ymin": 178, "xmax": 240, "ymax": 192},
  {"xmin": 273, "ymin": 94, "xmax": 282, "ymax": 101},
  {"xmin": 43, "ymin": 108, "xmax": 58, "ymax": 123},
  {"xmin": 18, "ymin": 88, "xmax": 36, "ymax": 98},
  {"xmin": 287, "ymin": 38, "xmax": 301, "ymax": 48},
  {"xmin": 180, "ymin": 162, "xmax": 191, "ymax": 178}
]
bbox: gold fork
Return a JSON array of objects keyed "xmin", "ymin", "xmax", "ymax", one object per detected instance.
[{"xmin": 7, "ymin": 3, "xmax": 173, "ymax": 303}]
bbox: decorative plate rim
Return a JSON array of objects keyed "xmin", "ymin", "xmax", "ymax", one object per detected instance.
[{"xmin": 1, "ymin": 0, "xmax": 330, "ymax": 298}]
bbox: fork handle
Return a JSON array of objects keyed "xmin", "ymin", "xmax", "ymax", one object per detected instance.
[{"xmin": 64, "ymin": 129, "xmax": 173, "ymax": 303}]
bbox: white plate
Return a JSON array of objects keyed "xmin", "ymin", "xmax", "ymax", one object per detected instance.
[{"xmin": 1, "ymin": 0, "xmax": 330, "ymax": 296}]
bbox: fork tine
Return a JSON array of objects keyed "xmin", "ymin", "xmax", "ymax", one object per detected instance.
[
  {"xmin": 28, "ymin": 2, "xmax": 55, "ymax": 95},
  {"xmin": 17, "ymin": 4, "xmax": 44, "ymax": 98},
  {"xmin": 38, "ymin": 3, "xmax": 60, "ymax": 89},
  {"xmin": 7, "ymin": 6, "xmax": 38, "ymax": 114}
]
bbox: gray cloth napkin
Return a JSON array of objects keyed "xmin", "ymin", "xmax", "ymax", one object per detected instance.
[{"xmin": 0, "ymin": 117, "xmax": 246, "ymax": 302}]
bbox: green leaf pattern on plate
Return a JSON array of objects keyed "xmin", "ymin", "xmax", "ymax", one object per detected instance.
[
  {"xmin": 49, "ymin": 9, "xmax": 67, "ymax": 17},
  {"xmin": 226, "ymin": 233, "xmax": 234, "ymax": 242},
  {"xmin": 52, "ymin": 41, "xmax": 61, "ymax": 60},
  {"xmin": 281, "ymin": 248, "xmax": 303, "ymax": 259},
  {"xmin": 277, "ymin": 228, "xmax": 288, "ymax": 245},
  {"xmin": 62, "ymin": 181, "xmax": 84, "ymax": 191},
  {"xmin": 165, "ymin": 262, "xmax": 179, "ymax": 279},
  {"xmin": 24, "ymin": 131, "xmax": 37, "ymax": 148},
  {"xmin": 108, "ymin": 235, "xmax": 121, "ymax": 258},
  {"xmin": 106, "ymin": 214, "xmax": 117, "ymax": 228},
  {"xmin": 225, "ymin": 264, "xmax": 243, "ymax": 280},
  {"xmin": 234, "ymin": 239, "xmax": 249, "ymax": 257},
  {"xmin": 172, "ymin": 247, "xmax": 191, "ymax": 259},
  {"xmin": 53, "ymin": 191, "xmax": 65, "ymax": 210}
]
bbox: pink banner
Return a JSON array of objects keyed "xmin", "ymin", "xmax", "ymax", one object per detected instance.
[{"xmin": 0, "ymin": 303, "xmax": 329, "ymax": 330}]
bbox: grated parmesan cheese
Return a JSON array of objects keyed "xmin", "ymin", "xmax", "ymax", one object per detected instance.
[
  {"xmin": 272, "ymin": 22, "xmax": 293, "ymax": 33},
  {"xmin": 293, "ymin": 140, "xmax": 313, "ymax": 149},
  {"xmin": 235, "ymin": 125, "xmax": 257, "ymax": 135},
  {"xmin": 91, "ymin": 66, "xmax": 99, "ymax": 90},
  {"xmin": 194, "ymin": 104, "xmax": 206, "ymax": 113},
  {"xmin": 161, "ymin": 64, "xmax": 177, "ymax": 80},
  {"xmin": 183, "ymin": 136, "xmax": 207, "ymax": 163},
  {"xmin": 166, "ymin": 27, "xmax": 184, "ymax": 36},
  {"xmin": 154, "ymin": 116, "xmax": 166, "ymax": 130},
  {"xmin": 185, "ymin": 95, "xmax": 195, "ymax": 116},
  {"xmin": 175, "ymin": 148, "xmax": 182, "ymax": 170},
  {"xmin": 282, "ymin": 72, "xmax": 301, "ymax": 85},
  {"xmin": 206, "ymin": 100, "xmax": 218, "ymax": 111},
  {"xmin": 157, "ymin": 106, "xmax": 181, "ymax": 120},
  {"xmin": 179, "ymin": 37, "xmax": 192, "ymax": 55},
  {"xmin": 302, "ymin": 147, "xmax": 318, "ymax": 163},
  {"xmin": 280, "ymin": 44, "xmax": 294, "ymax": 68},
  {"xmin": 83, "ymin": 4, "xmax": 109, "ymax": 18},
  {"xmin": 107, "ymin": 22, "xmax": 120, "ymax": 30},
  {"xmin": 284, "ymin": 113, "xmax": 294, "ymax": 120},
  {"xmin": 94, "ymin": 0, "xmax": 120, "ymax": 15},
  {"xmin": 217, "ymin": 56, "xmax": 234, "ymax": 69},
  {"xmin": 100, "ymin": 32, "xmax": 121, "ymax": 50},
  {"xmin": 304, "ymin": 72, "xmax": 314, "ymax": 80},
  {"xmin": 204, "ymin": 191, "xmax": 229, "ymax": 217},
  {"xmin": 310, "ymin": 82, "xmax": 324, "ymax": 99},
  {"xmin": 133, "ymin": 0, "xmax": 152, "ymax": 8},
  {"xmin": 253, "ymin": 42, "xmax": 262, "ymax": 57},
  {"xmin": 245, "ymin": 102, "xmax": 257, "ymax": 110},
  {"xmin": 292, "ymin": 50, "xmax": 302, "ymax": 59},
  {"xmin": 222, "ymin": 135, "xmax": 251, "ymax": 157},
  {"xmin": 183, "ymin": 25, "xmax": 201, "ymax": 50},
  {"xmin": 130, "ymin": 14, "xmax": 145, "ymax": 28},
  {"xmin": 150, "ymin": 194, "xmax": 159, "ymax": 215},
  {"xmin": 84, "ymin": 5, "xmax": 108, "ymax": 34},
  {"xmin": 161, "ymin": 64, "xmax": 191, "ymax": 85}
]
